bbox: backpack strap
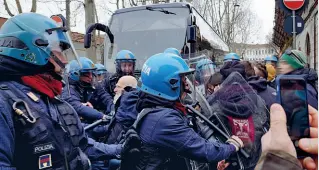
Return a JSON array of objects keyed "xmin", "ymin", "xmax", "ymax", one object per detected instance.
[{"xmin": 132, "ymin": 107, "xmax": 158, "ymax": 130}]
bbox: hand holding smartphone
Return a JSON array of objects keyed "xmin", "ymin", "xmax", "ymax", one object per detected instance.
[{"xmin": 276, "ymin": 75, "xmax": 310, "ymax": 158}]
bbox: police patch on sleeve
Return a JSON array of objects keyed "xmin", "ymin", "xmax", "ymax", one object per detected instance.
[
  {"xmin": 34, "ymin": 143, "xmax": 55, "ymax": 154},
  {"xmin": 39, "ymin": 154, "xmax": 52, "ymax": 169}
]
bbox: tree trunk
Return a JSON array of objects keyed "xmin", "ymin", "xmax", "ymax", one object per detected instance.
[
  {"xmin": 15, "ymin": 0, "xmax": 23, "ymax": 13},
  {"xmin": 85, "ymin": 0, "xmax": 97, "ymax": 63},
  {"xmin": 66, "ymin": 0, "xmax": 71, "ymax": 30},
  {"xmin": 30, "ymin": 0, "xmax": 37, "ymax": 12}
]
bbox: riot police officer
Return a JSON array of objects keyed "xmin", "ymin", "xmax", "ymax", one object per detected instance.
[
  {"xmin": 264, "ymin": 55, "xmax": 278, "ymax": 68},
  {"xmin": 103, "ymin": 50, "xmax": 136, "ymax": 97},
  {"xmin": 0, "ymin": 13, "xmax": 121, "ymax": 170},
  {"xmin": 62, "ymin": 57, "xmax": 114, "ymax": 122},
  {"xmin": 195, "ymin": 58, "xmax": 216, "ymax": 96},
  {"xmin": 223, "ymin": 52, "xmax": 241, "ymax": 62},
  {"xmin": 95, "ymin": 63, "xmax": 108, "ymax": 82},
  {"xmin": 122, "ymin": 53, "xmax": 244, "ymax": 169}
]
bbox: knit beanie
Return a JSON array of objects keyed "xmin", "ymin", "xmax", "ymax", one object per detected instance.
[{"xmin": 280, "ymin": 50, "xmax": 307, "ymax": 69}]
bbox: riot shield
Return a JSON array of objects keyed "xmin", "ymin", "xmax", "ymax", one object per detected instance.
[
  {"xmin": 185, "ymin": 71, "xmax": 269, "ymax": 170},
  {"xmin": 206, "ymin": 72, "xmax": 269, "ymax": 169}
]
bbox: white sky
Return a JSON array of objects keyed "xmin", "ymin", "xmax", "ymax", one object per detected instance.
[
  {"xmin": 251, "ymin": 0, "xmax": 276, "ymax": 43},
  {"xmin": 0, "ymin": 0, "xmax": 275, "ymax": 43}
]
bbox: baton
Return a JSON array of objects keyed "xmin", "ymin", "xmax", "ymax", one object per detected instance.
[{"xmin": 84, "ymin": 115, "xmax": 112, "ymax": 131}]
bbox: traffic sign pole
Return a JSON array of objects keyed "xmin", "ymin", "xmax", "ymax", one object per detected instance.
[
  {"xmin": 292, "ymin": 10, "xmax": 297, "ymax": 49},
  {"xmin": 283, "ymin": 0, "xmax": 305, "ymax": 49}
]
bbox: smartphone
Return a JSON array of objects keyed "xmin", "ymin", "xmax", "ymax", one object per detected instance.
[{"xmin": 276, "ymin": 75, "xmax": 310, "ymax": 158}]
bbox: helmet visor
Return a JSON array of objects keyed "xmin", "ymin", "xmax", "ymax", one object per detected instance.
[
  {"xmin": 43, "ymin": 28, "xmax": 79, "ymax": 74},
  {"xmin": 117, "ymin": 60, "xmax": 135, "ymax": 75},
  {"xmin": 180, "ymin": 71, "xmax": 196, "ymax": 105},
  {"xmin": 79, "ymin": 69, "xmax": 97, "ymax": 88}
]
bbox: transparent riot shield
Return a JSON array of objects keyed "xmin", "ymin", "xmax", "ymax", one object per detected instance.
[{"xmin": 206, "ymin": 72, "xmax": 269, "ymax": 169}]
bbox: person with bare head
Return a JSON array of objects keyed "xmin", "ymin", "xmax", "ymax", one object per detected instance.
[
  {"xmin": 106, "ymin": 75, "xmax": 140, "ymax": 144},
  {"xmin": 253, "ymin": 62, "xmax": 268, "ymax": 79},
  {"xmin": 113, "ymin": 75, "xmax": 137, "ymax": 104}
]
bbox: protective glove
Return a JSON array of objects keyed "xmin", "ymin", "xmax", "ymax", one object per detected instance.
[{"xmin": 226, "ymin": 135, "xmax": 244, "ymax": 152}]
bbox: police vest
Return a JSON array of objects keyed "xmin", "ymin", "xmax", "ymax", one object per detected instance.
[
  {"xmin": 0, "ymin": 82, "xmax": 91, "ymax": 170},
  {"xmin": 120, "ymin": 107, "xmax": 177, "ymax": 170}
]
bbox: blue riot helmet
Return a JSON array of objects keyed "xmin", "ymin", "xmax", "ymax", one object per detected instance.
[
  {"xmin": 95, "ymin": 63, "xmax": 107, "ymax": 82},
  {"xmin": 264, "ymin": 55, "xmax": 278, "ymax": 66},
  {"xmin": 0, "ymin": 13, "xmax": 78, "ymax": 77},
  {"xmin": 224, "ymin": 53, "xmax": 240, "ymax": 62},
  {"xmin": 115, "ymin": 50, "xmax": 136, "ymax": 76},
  {"xmin": 164, "ymin": 48, "xmax": 181, "ymax": 57},
  {"xmin": 68, "ymin": 57, "xmax": 96, "ymax": 87},
  {"xmin": 141, "ymin": 53, "xmax": 195, "ymax": 101}
]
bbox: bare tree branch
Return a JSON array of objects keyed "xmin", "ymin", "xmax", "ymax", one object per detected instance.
[
  {"xmin": 3, "ymin": 0, "xmax": 15, "ymax": 16},
  {"xmin": 130, "ymin": 0, "xmax": 137, "ymax": 6},
  {"xmin": 15, "ymin": 0, "xmax": 23, "ymax": 13}
]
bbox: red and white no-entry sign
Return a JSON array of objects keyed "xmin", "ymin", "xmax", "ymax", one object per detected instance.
[{"xmin": 283, "ymin": 0, "xmax": 305, "ymax": 10}]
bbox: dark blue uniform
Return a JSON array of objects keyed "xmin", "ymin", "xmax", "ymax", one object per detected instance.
[
  {"xmin": 102, "ymin": 73, "xmax": 119, "ymax": 98},
  {"xmin": 90, "ymin": 82, "xmax": 115, "ymax": 114},
  {"xmin": 0, "ymin": 81, "xmax": 121, "ymax": 170},
  {"xmin": 61, "ymin": 80, "xmax": 114, "ymax": 122},
  {"xmin": 134, "ymin": 92, "xmax": 236, "ymax": 169}
]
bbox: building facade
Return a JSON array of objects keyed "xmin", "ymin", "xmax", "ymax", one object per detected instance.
[
  {"xmin": 272, "ymin": 0, "xmax": 318, "ymax": 70},
  {"xmin": 232, "ymin": 43, "xmax": 277, "ymax": 62},
  {"xmin": 295, "ymin": 0, "xmax": 318, "ymax": 69}
]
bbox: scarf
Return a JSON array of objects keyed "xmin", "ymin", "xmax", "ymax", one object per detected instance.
[{"xmin": 21, "ymin": 74, "xmax": 63, "ymax": 98}]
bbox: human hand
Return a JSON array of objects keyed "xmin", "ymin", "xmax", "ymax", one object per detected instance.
[
  {"xmin": 82, "ymin": 102, "xmax": 93, "ymax": 108},
  {"xmin": 261, "ymin": 104, "xmax": 296, "ymax": 157},
  {"xmin": 217, "ymin": 160, "xmax": 229, "ymax": 170},
  {"xmin": 226, "ymin": 135, "xmax": 244, "ymax": 152},
  {"xmin": 299, "ymin": 105, "xmax": 318, "ymax": 170}
]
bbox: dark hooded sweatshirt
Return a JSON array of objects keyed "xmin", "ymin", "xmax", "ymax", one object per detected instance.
[
  {"xmin": 247, "ymin": 76, "xmax": 276, "ymax": 110},
  {"xmin": 207, "ymin": 82, "xmax": 268, "ymax": 170}
]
